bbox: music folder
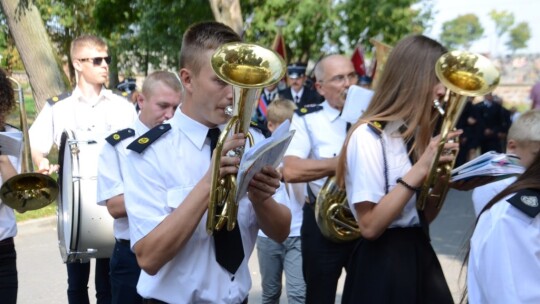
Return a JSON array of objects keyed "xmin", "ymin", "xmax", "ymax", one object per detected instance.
[
  {"xmin": 450, "ymin": 151, "xmax": 524, "ymax": 183},
  {"xmin": 235, "ymin": 119, "xmax": 295, "ymax": 202},
  {"xmin": 0, "ymin": 131, "xmax": 23, "ymax": 157},
  {"xmin": 340, "ymin": 84, "xmax": 374, "ymax": 124}
]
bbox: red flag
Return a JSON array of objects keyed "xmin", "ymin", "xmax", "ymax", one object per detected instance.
[
  {"xmin": 272, "ymin": 32, "xmax": 287, "ymax": 63},
  {"xmin": 351, "ymin": 45, "xmax": 366, "ymax": 77}
]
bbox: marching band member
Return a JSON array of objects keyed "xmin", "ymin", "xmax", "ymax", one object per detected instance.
[
  {"xmin": 282, "ymin": 54, "xmax": 358, "ymax": 304},
  {"xmin": 121, "ymin": 21, "xmax": 291, "ymax": 304},
  {"xmin": 336, "ymin": 35, "xmax": 456, "ymax": 303},
  {"xmin": 0, "ymin": 68, "xmax": 21, "ymax": 304},
  {"xmin": 29, "ymin": 34, "xmax": 137, "ymax": 304},
  {"xmin": 467, "ymin": 151, "xmax": 540, "ymax": 303},
  {"xmin": 97, "ymin": 71, "xmax": 182, "ymax": 303}
]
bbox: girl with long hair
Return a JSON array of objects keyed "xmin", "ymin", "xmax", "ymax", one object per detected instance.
[{"xmin": 336, "ymin": 34, "xmax": 457, "ymax": 303}]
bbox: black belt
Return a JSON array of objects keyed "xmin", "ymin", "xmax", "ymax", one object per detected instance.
[
  {"xmin": 0, "ymin": 237, "xmax": 14, "ymax": 246},
  {"xmin": 116, "ymin": 238, "xmax": 130, "ymax": 245},
  {"xmin": 143, "ymin": 297, "xmax": 248, "ymax": 304}
]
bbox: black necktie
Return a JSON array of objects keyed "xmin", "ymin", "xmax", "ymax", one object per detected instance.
[{"xmin": 206, "ymin": 128, "xmax": 245, "ymax": 274}]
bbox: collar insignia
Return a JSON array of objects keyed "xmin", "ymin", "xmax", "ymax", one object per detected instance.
[{"xmin": 521, "ymin": 195, "xmax": 539, "ymax": 207}]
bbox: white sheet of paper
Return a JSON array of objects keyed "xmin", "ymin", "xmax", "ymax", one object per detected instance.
[
  {"xmin": 0, "ymin": 131, "xmax": 23, "ymax": 157},
  {"xmin": 340, "ymin": 84, "xmax": 374, "ymax": 124},
  {"xmin": 235, "ymin": 120, "xmax": 295, "ymax": 202}
]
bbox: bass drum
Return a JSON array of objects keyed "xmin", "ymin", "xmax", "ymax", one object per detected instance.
[{"xmin": 57, "ymin": 130, "xmax": 114, "ymax": 263}]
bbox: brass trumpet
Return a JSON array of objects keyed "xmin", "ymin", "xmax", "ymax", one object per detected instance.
[
  {"xmin": 206, "ymin": 42, "xmax": 285, "ymax": 234},
  {"xmin": 0, "ymin": 77, "xmax": 59, "ymax": 212},
  {"xmin": 417, "ymin": 51, "xmax": 500, "ymax": 210}
]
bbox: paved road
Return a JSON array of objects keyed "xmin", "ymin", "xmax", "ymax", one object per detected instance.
[{"xmin": 15, "ymin": 189, "xmax": 475, "ymax": 303}]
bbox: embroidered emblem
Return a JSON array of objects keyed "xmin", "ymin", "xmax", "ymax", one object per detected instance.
[
  {"xmin": 113, "ymin": 134, "xmax": 120, "ymax": 140},
  {"xmin": 52, "ymin": 96, "xmax": 59, "ymax": 102},
  {"xmin": 300, "ymin": 108, "xmax": 308, "ymax": 113},
  {"xmin": 138, "ymin": 137, "xmax": 149, "ymax": 144},
  {"xmin": 521, "ymin": 195, "xmax": 539, "ymax": 207}
]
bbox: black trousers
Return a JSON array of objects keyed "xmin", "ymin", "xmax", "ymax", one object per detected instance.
[
  {"xmin": 0, "ymin": 237, "xmax": 17, "ymax": 304},
  {"xmin": 301, "ymin": 203, "xmax": 357, "ymax": 304},
  {"xmin": 341, "ymin": 227, "xmax": 453, "ymax": 304}
]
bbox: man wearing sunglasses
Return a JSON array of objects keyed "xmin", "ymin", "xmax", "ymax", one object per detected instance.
[{"xmin": 29, "ymin": 34, "xmax": 137, "ymax": 304}]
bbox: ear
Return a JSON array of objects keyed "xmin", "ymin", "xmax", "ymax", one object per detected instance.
[
  {"xmin": 179, "ymin": 68, "xmax": 193, "ymax": 94},
  {"xmin": 314, "ymin": 81, "xmax": 325, "ymax": 96},
  {"xmin": 137, "ymin": 93, "xmax": 145, "ymax": 110},
  {"xmin": 506, "ymin": 139, "xmax": 517, "ymax": 153},
  {"xmin": 72, "ymin": 59, "xmax": 83, "ymax": 72}
]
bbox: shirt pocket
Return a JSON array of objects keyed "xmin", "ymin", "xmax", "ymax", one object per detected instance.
[{"xmin": 167, "ymin": 185, "xmax": 195, "ymax": 209}]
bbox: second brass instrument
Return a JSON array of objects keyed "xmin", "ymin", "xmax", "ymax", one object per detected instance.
[{"xmin": 417, "ymin": 51, "xmax": 500, "ymax": 210}]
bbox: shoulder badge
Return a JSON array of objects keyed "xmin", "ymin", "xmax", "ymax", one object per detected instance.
[
  {"xmin": 105, "ymin": 128, "xmax": 135, "ymax": 146},
  {"xmin": 250, "ymin": 120, "xmax": 271, "ymax": 138},
  {"xmin": 126, "ymin": 124, "xmax": 171, "ymax": 153},
  {"xmin": 367, "ymin": 121, "xmax": 386, "ymax": 136},
  {"xmin": 295, "ymin": 105, "xmax": 322, "ymax": 116},
  {"xmin": 507, "ymin": 188, "xmax": 540, "ymax": 218},
  {"xmin": 46, "ymin": 91, "xmax": 71, "ymax": 105}
]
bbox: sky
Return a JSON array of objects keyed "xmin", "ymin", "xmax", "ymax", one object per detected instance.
[{"xmin": 425, "ymin": 0, "xmax": 540, "ymax": 55}]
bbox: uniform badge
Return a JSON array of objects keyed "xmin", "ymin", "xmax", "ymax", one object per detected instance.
[
  {"xmin": 105, "ymin": 128, "xmax": 135, "ymax": 146},
  {"xmin": 46, "ymin": 91, "xmax": 71, "ymax": 105},
  {"xmin": 127, "ymin": 123, "xmax": 171, "ymax": 153},
  {"xmin": 295, "ymin": 105, "xmax": 322, "ymax": 116},
  {"xmin": 507, "ymin": 189, "xmax": 540, "ymax": 218},
  {"xmin": 367, "ymin": 121, "xmax": 386, "ymax": 136}
]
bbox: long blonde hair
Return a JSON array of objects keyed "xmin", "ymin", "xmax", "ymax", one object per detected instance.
[{"xmin": 337, "ymin": 35, "xmax": 447, "ymax": 187}]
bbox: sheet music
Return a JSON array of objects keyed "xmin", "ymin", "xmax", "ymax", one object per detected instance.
[
  {"xmin": 340, "ymin": 84, "xmax": 374, "ymax": 124},
  {"xmin": 0, "ymin": 131, "xmax": 23, "ymax": 157},
  {"xmin": 235, "ymin": 120, "xmax": 295, "ymax": 202},
  {"xmin": 450, "ymin": 151, "xmax": 524, "ymax": 182}
]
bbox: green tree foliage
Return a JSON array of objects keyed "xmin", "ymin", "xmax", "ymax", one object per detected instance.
[
  {"xmin": 241, "ymin": 0, "xmax": 431, "ymax": 64},
  {"xmin": 439, "ymin": 14, "xmax": 484, "ymax": 50},
  {"xmin": 506, "ymin": 22, "xmax": 531, "ymax": 53},
  {"xmin": 488, "ymin": 10, "xmax": 514, "ymax": 37}
]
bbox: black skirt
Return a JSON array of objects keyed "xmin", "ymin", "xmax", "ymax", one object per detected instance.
[{"xmin": 341, "ymin": 227, "xmax": 453, "ymax": 304}]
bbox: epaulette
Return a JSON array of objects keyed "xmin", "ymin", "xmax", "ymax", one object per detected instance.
[
  {"xmin": 113, "ymin": 90, "xmax": 130, "ymax": 100},
  {"xmin": 295, "ymin": 105, "xmax": 322, "ymax": 116},
  {"xmin": 46, "ymin": 91, "xmax": 71, "ymax": 105},
  {"xmin": 367, "ymin": 121, "xmax": 386, "ymax": 136},
  {"xmin": 105, "ymin": 128, "xmax": 135, "ymax": 146},
  {"xmin": 506, "ymin": 188, "xmax": 540, "ymax": 218},
  {"xmin": 250, "ymin": 120, "xmax": 271, "ymax": 138},
  {"xmin": 126, "ymin": 124, "xmax": 171, "ymax": 153}
]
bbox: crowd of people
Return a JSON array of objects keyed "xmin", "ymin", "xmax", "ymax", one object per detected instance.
[{"xmin": 0, "ymin": 20, "xmax": 539, "ymax": 304}]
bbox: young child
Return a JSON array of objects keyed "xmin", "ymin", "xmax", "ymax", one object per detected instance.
[
  {"xmin": 256, "ymin": 98, "xmax": 306, "ymax": 303},
  {"xmin": 471, "ymin": 109, "xmax": 540, "ymax": 216}
]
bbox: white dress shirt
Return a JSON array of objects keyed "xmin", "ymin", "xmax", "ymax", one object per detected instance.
[
  {"xmin": 285, "ymin": 101, "xmax": 348, "ymax": 197},
  {"xmin": 345, "ymin": 121, "xmax": 420, "ymax": 227},
  {"xmin": 0, "ymin": 125, "xmax": 22, "ymax": 241},
  {"xmin": 29, "ymin": 87, "xmax": 137, "ymax": 153},
  {"xmin": 472, "ymin": 176, "xmax": 518, "ymax": 216},
  {"xmin": 468, "ymin": 195, "xmax": 540, "ymax": 303},
  {"xmin": 97, "ymin": 118, "xmax": 149, "ymax": 241},
  {"xmin": 291, "ymin": 87, "xmax": 304, "ymax": 103},
  {"xmin": 123, "ymin": 107, "xmax": 289, "ymax": 304}
]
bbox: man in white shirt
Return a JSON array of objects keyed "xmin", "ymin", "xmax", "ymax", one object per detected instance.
[
  {"xmin": 121, "ymin": 21, "xmax": 291, "ymax": 304},
  {"xmin": 97, "ymin": 71, "xmax": 182, "ymax": 303},
  {"xmin": 29, "ymin": 34, "xmax": 137, "ymax": 304}
]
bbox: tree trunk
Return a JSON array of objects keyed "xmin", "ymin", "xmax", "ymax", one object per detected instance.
[
  {"xmin": 0, "ymin": 0, "xmax": 69, "ymax": 112},
  {"xmin": 208, "ymin": 0, "xmax": 243, "ymax": 35}
]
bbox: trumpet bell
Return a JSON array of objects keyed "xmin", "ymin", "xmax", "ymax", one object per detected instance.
[{"xmin": 0, "ymin": 173, "xmax": 59, "ymax": 211}]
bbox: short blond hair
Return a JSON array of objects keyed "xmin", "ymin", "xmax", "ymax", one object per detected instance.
[
  {"xmin": 70, "ymin": 35, "xmax": 107, "ymax": 59},
  {"xmin": 267, "ymin": 98, "xmax": 297, "ymax": 125},
  {"xmin": 508, "ymin": 109, "xmax": 540, "ymax": 143}
]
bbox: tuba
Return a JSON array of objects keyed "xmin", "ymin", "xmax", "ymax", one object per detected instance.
[
  {"xmin": 417, "ymin": 51, "xmax": 500, "ymax": 210},
  {"xmin": 206, "ymin": 42, "xmax": 285, "ymax": 234},
  {"xmin": 0, "ymin": 77, "xmax": 59, "ymax": 212},
  {"xmin": 315, "ymin": 176, "xmax": 361, "ymax": 242}
]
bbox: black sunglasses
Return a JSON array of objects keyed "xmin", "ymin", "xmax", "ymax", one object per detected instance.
[{"xmin": 78, "ymin": 56, "xmax": 111, "ymax": 66}]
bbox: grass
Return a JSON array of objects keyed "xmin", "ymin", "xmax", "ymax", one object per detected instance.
[{"xmin": 6, "ymin": 91, "xmax": 59, "ymax": 222}]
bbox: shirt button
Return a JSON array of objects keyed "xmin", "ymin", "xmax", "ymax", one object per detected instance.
[{"xmin": 231, "ymin": 275, "xmax": 235, "ymax": 281}]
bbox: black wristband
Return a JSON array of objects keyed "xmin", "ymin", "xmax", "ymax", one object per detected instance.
[{"xmin": 396, "ymin": 177, "xmax": 421, "ymax": 192}]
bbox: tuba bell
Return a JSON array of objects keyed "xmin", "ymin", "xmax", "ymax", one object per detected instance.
[
  {"xmin": 315, "ymin": 176, "xmax": 361, "ymax": 242},
  {"xmin": 0, "ymin": 77, "xmax": 59, "ymax": 212},
  {"xmin": 417, "ymin": 51, "xmax": 500, "ymax": 210},
  {"xmin": 206, "ymin": 42, "xmax": 285, "ymax": 234}
]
